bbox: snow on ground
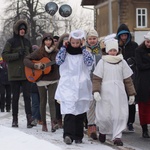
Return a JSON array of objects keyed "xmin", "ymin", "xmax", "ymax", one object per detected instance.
[
  {"xmin": 0, "ymin": 98, "xmax": 116, "ymax": 150},
  {"xmin": 0, "ymin": 126, "xmax": 62, "ymax": 150}
]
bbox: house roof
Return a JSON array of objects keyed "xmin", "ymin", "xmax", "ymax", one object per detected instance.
[
  {"xmin": 81, "ymin": 0, "xmax": 109, "ymax": 6},
  {"xmin": 81, "ymin": 0, "xmax": 96, "ymax": 6}
]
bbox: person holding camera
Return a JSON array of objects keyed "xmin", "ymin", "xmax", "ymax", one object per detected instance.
[{"xmin": 2, "ymin": 19, "xmax": 33, "ymax": 128}]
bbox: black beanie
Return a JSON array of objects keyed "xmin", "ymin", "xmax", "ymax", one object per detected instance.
[
  {"xmin": 53, "ymin": 36, "xmax": 59, "ymax": 41},
  {"xmin": 18, "ymin": 24, "xmax": 26, "ymax": 32}
]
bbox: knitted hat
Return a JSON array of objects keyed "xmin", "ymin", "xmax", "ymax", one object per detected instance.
[
  {"xmin": 104, "ymin": 33, "xmax": 116, "ymax": 44},
  {"xmin": 87, "ymin": 29, "xmax": 98, "ymax": 38},
  {"xmin": 144, "ymin": 31, "xmax": 150, "ymax": 40},
  {"xmin": 105, "ymin": 39, "xmax": 118, "ymax": 53},
  {"xmin": 18, "ymin": 24, "xmax": 26, "ymax": 30},
  {"xmin": 53, "ymin": 35, "xmax": 59, "ymax": 41}
]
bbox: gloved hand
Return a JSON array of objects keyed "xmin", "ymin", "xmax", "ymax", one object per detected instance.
[
  {"xmin": 18, "ymin": 49, "xmax": 25, "ymax": 56},
  {"xmin": 34, "ymin": 62, "xmax": 43, "ymax": 70},
  {"xmin": 94, "ymin": 92, "xmax": 101, "ymax": 101},
  {"xmin": 129, "ymin": 95, "xmax": 135, "ymax": 105}
]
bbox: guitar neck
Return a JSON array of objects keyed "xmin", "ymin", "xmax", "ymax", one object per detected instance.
[{"xmin": 45, "ymin": 60, "xmax": 56, "ymax": 67}]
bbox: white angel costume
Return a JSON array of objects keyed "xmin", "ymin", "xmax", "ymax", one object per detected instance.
[
  {"xmin": 93, "ymin": 54, "xmax": 133, "ymax": 140},
  {"xmin": 55, "ymin": 45, "xmax": 93, "ymax": 115}
]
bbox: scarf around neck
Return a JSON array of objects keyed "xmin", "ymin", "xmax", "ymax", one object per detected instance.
[
  {"xmin": 66, "ymin": 43, "xmax": 82, "ymax": 55},
  {"xmin": 102, "ymin": 54, "xmax": 123, "ymax": 64},
  {"xmin": 45, "ymin": 45, "xmax": 55, "ymax": 53},
  {"xmin": 86, "ymin": 42, "xmax": 100, "ymax": 54}
]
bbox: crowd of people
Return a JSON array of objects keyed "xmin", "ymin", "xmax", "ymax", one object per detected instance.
[{"xmin": 1, "ymin": 18, "xmax": 150, "ymax": 147}]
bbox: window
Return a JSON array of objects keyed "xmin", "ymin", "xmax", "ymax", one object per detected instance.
[{"xmin": 136, "ymin": 8, "xmax": 147, "ymax": 28}]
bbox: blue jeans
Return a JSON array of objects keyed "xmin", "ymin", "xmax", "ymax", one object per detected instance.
[{"xmin": 31, "ymin": 92, "xmax": 41, "ymax": 120}]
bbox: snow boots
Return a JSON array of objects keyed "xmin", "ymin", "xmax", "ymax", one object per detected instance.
[
  {"xmin": 12, "ymin": 115, "xmax": 18, "ymax": 127},
  {"xmin": 87, "ymin": 124, "xmax": 97, "ymax": 140},
  {"xmin": 42, "ymin": 121, "xmax": 48, "ymax": 132},
  {"xmin": 26, "ymin": 114, "xmax": 33, "ymax": 128}
]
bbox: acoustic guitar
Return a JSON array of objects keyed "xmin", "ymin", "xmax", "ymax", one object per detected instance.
[{"xmin": 25, "ymin": 57, "xmax": 56, "ymax": 83}]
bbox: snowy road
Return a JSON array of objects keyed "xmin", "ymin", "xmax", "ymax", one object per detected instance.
[{"xmin": 0, "ymin": 96, "xmax": 138, "ymax": 150}]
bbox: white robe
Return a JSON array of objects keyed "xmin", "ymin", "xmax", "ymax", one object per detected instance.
[
  {"xmin": 93, "ymin": 58, "xmax": 133, "ymax": 140},
  {"xmin": 55, "ymin": 53, "xmax": 93, "ymax": 115}
]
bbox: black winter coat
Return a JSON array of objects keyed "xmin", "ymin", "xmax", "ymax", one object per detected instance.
[{"xmin": 135, "ymin": 44, "xmax": 150, "ymax": 102}]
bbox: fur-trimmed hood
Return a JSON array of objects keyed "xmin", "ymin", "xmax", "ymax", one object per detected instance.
[{"xmin": 13, "ymin": 19, "xmax": 28, "ymax": 35}]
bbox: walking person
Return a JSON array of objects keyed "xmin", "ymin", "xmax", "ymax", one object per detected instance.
[
  {"xmin": 2, "ymin": 19, "xmax": 33, "ymax": 128},
  {"xmin": 55, "ymin": 29, "xmax": 94, "ymax": 144},
  {"xmin": 135, "ymin": 31, "xmax": 150, "ymax": 138},
  {"xmin": 93, "ymin": 36, "xmax": 136, "ymax": 146},
  {"xmin": 0, "ymin": 59, "xmax": 11, "ymax": 112},
  {"xmin": 86, "ymin": 29, "xmax": 102, "ymax": 140},
  {"xmin": 30, "ymin": 82, "xmax": 41, "ymax": 126},
  {"xmin": 116, "ymin": 24, "xmax": 138, "ymax": 132},
  {"xmin": 24, "ymin": 33, "xmax": 59, "ymax": 132},
  {"xmin": 30, "ymin": 45, "xmax": 41, "ymax": 126}
]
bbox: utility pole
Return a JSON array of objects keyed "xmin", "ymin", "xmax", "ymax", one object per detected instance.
[
  {"xmin": 17, "ymin": 0, "xmax": 20, "ymax": 20},
  {"xmin": 108, "ymin": 0, "xmax": 112, "ymax": 34}
]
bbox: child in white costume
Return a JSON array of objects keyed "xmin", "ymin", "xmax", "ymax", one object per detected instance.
[
  {"xmin": 93, "ymin": 37, "xmax": 136, "ymax": 146},
  {"xmin": 55, "ymin": 29, "xmax": 94, "ymax": 145}
]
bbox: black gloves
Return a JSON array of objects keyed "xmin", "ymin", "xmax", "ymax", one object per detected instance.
[{"xmin": 127, "ymin": 58, "xmax": 135, "ymax": 67}]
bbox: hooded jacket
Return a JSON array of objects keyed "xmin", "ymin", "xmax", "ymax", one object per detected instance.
[
  {"xmin": 116, "ymin": 24, "xmax": 138, "ymax": 67},
  {"xmin": 2, "ymin": 19, "xmax": 32, "ymax": 81}
]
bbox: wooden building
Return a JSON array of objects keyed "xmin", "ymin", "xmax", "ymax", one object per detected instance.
[{"xmin": 81, "ymin": 0, "xmax": 150, "ymax": 44}]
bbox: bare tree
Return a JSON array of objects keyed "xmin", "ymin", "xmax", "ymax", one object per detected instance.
[
  {"xmin": 2, "ymin": 0, "xmax": 61, "ymax": 44},
  {"xmin": 0, "ymin": 0, "xmax": 94, "ymax": 48}
]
